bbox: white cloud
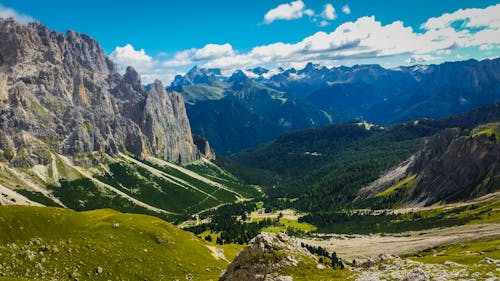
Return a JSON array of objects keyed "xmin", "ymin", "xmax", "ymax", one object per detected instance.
[
  {"xmin": 422, "ymin": 4, "xmax": 500, "ymax": 31},
  {"xmin": 152, "ymin": 4, "xmax": 500, "ymax": 79},
  {"xmin": 194, "ymin": 43, "xmax": 234, "ymax": 60},
  {"xmin": 200, "ymin": 4, "xmax": 500, "ymax": 71},
  {"xmin": 0, "ymin": 4, "xmax": 34, "ymax": 24},
  {"xmin": 163, "ymin": 43, "xmax": 235, "ymax": 67},
  {"xmin": 304, "ymin": 9, "xmax": 315, "ymax": 17},
  {"xmin": 110, "ymin": 44, "xmax": 177, "ymax": 85},
  {"xmin": 264, "ymin": 0, "xmax": 307, "ymax": 24},
  {"xmin": 342, "ymin": 5, "xmax": 351, "ymax": 15},
  {"xmin": 162, "ymin": 49, "xmax": 196, "ymax": 67},
  {"xmin": 110, "ymin": 44, "xmax": 154, "ymax": 73},
  {"xmin": 321, "ymin": 4, "xmax": 337, "ymax": 21},
  {"xmin": 420, "ymin": 4, "xmax": 500, "ymax": 49}
]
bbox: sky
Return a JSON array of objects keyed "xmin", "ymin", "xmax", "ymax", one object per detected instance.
[{"xmin": 1, "ymin": 0, "xmax": 499, "ymax": 83}]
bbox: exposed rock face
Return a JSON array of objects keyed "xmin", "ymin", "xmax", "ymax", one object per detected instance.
[
  {"xmin": 0, "ymin": 18, "xmax": 207, "ymax": 165},
  {"xmin": 193, "ymin": 135, "xmax": 215, "ymax": 160},
  {"xmin": 171, "ymin": 66, "xmax": 222, "ymax": 87},
  {"xmin": 409, "ymin": 127, "xmax": 499, "ymax": 205},
  {"xmin": 358, "ymin": 125, "xmax": 499, "ymax": 206},
  {"xmin": 220, "ymin": 232, "xmax": 316, "ymax": 281}
]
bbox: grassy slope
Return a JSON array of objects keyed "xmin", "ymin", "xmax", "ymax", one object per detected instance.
[
  {"xmin": 0, "ymin": 206, "xmax": 227, "ymax": 281},
  {"xmin": 404, "ymin": 237, "xmax": 500, "ymax": 278},
  {"xmin": 1, "ymin": 152, "xmax": 260, "ymax": 223},
  {"xmin": 471, "ymin": 122, "xmax": 500, "ymax": 143}
]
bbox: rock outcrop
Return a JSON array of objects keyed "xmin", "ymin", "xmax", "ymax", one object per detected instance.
[
  {"xmin": 408, "ymin": 127, "xmax": 499, "ymax": 205},
  {"xmin": 358, "ymin": 124, "xmax": 499, "ymax": 206},
  {"xmin": 0, "ymin": 18, "xmax": 209, "ymax": 165},
  {"xmin": 219, "ymin": 232, "xmax": 316, "ymax": 281},
  {"xmin": 193, "ymin": 135, "xmax": 215, "ymax": 160}
]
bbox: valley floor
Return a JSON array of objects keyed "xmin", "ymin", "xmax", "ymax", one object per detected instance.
[{"xmin": 297, "ymin": 223, "xmax": 500, "ymax": 261}]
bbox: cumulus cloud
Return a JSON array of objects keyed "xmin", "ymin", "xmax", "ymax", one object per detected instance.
[
  {"xmin": 153, "ymin": 4, "xmax": 499, "ymax": 79},
  {"xmin": 421, "ymin": 4, "xmax": 500, "ymax": 48},
  {"xmin": 319, "ymin": 20, "xmax": 329, "ymax": 27},
  {"xmin": 199, "ymin": 4, "xmax": 500, "ymax": 70},
  {"xmin": 110, "ymin": 44, "xmax": 154, "ymax": 73},
  {"xmin": 0, "ymin": 4, "xmax": 34, "ymax": 24},
  {"xmin": 162, "ymin": 49, "xmax": 196, "ymax": 67},
  {"xmin": 264, "ymin": 0, "xmax": 308, "ymax": 24},
  {"xmin": 304, "ymin": 9, "xmax": 315, "ymax": 17},
  {"xmin": 321, "ymin": 4, "xmax": 337, "ymax": 21},
  {"xmin": 342, "ymin": 5, "xmax": 351, "ymax": 15},
  {"xmin": 422, "ymin": 5, "xmax": 500, "ymax": 31},
  {"xmin": 194, "ymin": 43, "xmax": 234, "ymax": 60},
  {"xmin": 109, "ymin": 44, "xmax": 178, "ymax": 84},
  {"xmin": 163, "ymin": 43, "xmax": 235, "ymax": 67}
]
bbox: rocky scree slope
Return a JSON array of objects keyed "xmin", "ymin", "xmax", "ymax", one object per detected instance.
[{"xmin": 0, "ymin": 18, "xmax": 209, "ymax": 167}]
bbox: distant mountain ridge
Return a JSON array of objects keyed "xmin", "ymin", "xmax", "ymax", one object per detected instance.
[
  {"xmin": 173, "ymin": 58, "xmax": 500, "ymax": 154},
  {"xmin": 169, "ymin": 67, "xmax": 332, "ymax": 154}
]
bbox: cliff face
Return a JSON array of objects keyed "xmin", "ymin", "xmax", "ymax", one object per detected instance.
[
  {"xmin": 0, "ymin": 18, "xmax": 206, "ymax": 165},
  {"xmin": 357, "ymin": 124, "xmax": 499, "ymax": 206},
  {"xmin": 409, "ymin": 127, "xmax": 499, "ymax": 205}
]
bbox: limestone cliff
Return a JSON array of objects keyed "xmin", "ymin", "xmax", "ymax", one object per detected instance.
[
  {"xmin": 357, "ymin": 124, "xmax": 499, "ymax": 206},
  {"xmin": 0, "ymin": 18, "xmax": 208, "ymax": 165}
]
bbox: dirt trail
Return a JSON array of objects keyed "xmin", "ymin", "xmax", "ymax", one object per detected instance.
[{"xmin": 298, "ymin": 223, "xmax": 500, "ymax": 261}]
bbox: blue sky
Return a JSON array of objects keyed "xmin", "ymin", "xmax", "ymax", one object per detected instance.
[{"xmin": 1, "ymin": 0, "xmax": 499, "ymax": 83}]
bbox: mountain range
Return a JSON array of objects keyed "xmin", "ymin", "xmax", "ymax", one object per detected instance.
[
  {"xmin": 0, "ymin": 17, "xmax": 499, "ymax": 281},
  {"xmin": 172, "ymin": 58, "xmax": 500, "ymax": 154},
  {"xmin": 0, "ymin": 18, "xmax": 257, "ymax": 222}
]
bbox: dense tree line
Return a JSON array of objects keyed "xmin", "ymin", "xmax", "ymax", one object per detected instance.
[
  {"xmin": 186, "ymin": 202, "xmax": 279, "ymax": 244},
  {"xmin": 223, "ymin": 106, "xmax": 500, "ymax": 228},
  {"xmin": 301, "ymin": 243, "xmax": 344, "ymax": 269},
  {"xmin": 299, "ymin": 206, "xmax": 476, "ymax": 234},
  {"xmin": 229, "ymin": 123, "xmax": 440, "ymax": 210}
]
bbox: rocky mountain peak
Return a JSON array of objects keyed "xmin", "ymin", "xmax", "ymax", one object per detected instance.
[
  {"xmin": 301, "ymin": 62, "xmax": 322, "ymax": 72},
  {"xmin": 171, "ymin": 65, "xmax": 223, "ymax": 87},
  {"xmin": 228, "ymin": 69, "xmax": 249, "ymax": 83},
  {"xmin": 123, "ymin": 66, "xmax": 142, "ymax": 90},
  {"xmin": 248, "ymin": 66, "xmax": 269, "ymax": 75},
  {"xmin": 0, "ymin": 18, "xmax": 210, "ymax": 165},
  {"xmin": 149, "ymin": 79, "xmax": 165, "ymax": 94},
  {"xmin": 409, "ymin": 126, "xmax": 499, "ymax": 204}
]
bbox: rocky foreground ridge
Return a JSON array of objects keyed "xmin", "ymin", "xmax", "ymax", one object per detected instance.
[
  {"xmin": 220, "ymin": 232, "xmax": 317, "ymax": 281},
  {"xmin": 0, "ymin": 18, "xmax": 210, "ymax": 166}
]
